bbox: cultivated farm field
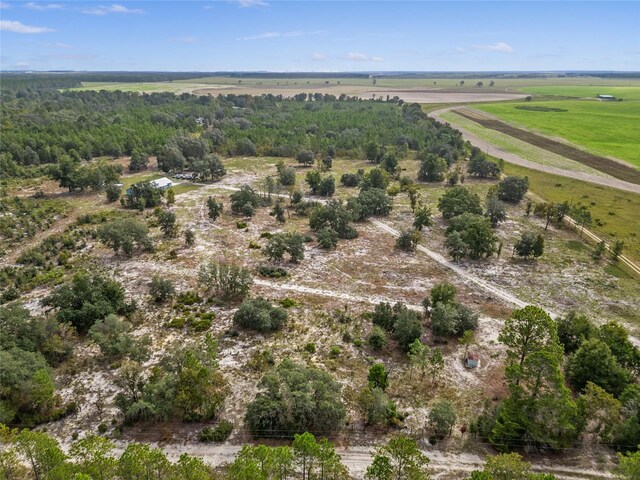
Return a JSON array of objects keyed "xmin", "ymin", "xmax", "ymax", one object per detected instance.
[{"xmin": 476, "ymin": 97, "xmax": 640, "ymax": 167}]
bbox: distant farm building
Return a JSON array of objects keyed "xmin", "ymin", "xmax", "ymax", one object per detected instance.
[
  {"xmin": 597, "ymin": 94, "xmax": 616, "ymax": 101},
  {"xmin": 150, "ymin": 177, "xmax": 173, "ymax": 190}
]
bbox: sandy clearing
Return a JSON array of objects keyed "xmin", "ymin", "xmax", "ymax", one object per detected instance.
[
  {"xmin": 254, "ymin": 278, "xmax": 424, "ymax": 311},
  {"xmin": 213, "ymin": 185, "xmax": 534, "ymax": 313},
  {"xmin": 369, "ymin": 219, "xmax": 532, "ymax": 312}
]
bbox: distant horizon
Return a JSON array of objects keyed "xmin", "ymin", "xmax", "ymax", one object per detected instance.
[
  {"xmin": 2, "ymin": 69, "xmax": 639, "ymax": 75},
  {"xmin": 1, "ymin": 1, "xmax": 638, "ymax": 72}
]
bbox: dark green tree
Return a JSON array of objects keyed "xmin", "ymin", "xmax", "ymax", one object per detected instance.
[
  {"xmin": 43, "ymin": 272, "xmax": 127, "ymax": 334},
  {"xmin": 513, "ymin": 232, "xmax": 544, "ymax": 259},
  {"xmin": 497, "ymin": 176, "xmax": 529, "ymax": 203},
  {"xmin": 418, "ymin": 153, "xmax": 448, "ymax": 182},
  {"xmin": 368, "ymin": 363, "xmax": 389, "ymax": 391},
  {"xmin": 128, "ymin": 150, "xmax": 149, "ymax": 172},
  {"xmin": 206, "ymin": 196, "xmax": 223, "ymax": 221},
  {"xmin": 485, "ymin": 195, "xmax": 507, "ymax": 227},
  {"xmin": 233, "ymin": 298, "xmax": 288, "ymax": 333},
  {"xmin": 437, "ymin": 187, "xmax": 483, "ymax": 219},
  {"xmin": 245, "ymin": 360, "xmax": 345, "ymax": 438}
]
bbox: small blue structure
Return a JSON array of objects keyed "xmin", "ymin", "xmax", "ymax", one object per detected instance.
[{"xmin": 465, "ymin": 353, "xmax": 479, "ymax": 369}]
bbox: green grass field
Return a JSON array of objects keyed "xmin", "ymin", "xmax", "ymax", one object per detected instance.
[
  {"xmin": 501, "ymin": 162, "xmax": 640, "ymax": 263},
  {"xmin": 440, "ymin": 111, "xmax": 615, "ymax": 178},
  {"xmin": 518, "ymin": 85, "xmax": 640, "ymax": 100},
  {"xmin": 476, "ymin": 99, "xmax": 640, "ymax": 167}
]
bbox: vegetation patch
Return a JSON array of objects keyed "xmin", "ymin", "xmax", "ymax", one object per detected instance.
[{"xmin": 515, "ymin": 105, "xmax": 568, "ymax": 112}]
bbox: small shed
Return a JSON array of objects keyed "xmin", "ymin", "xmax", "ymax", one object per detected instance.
[
  {"xmin": 597, "ymin": 94, "xmax": 615, "ymax": 101},
  {"xmin": 465, "ymin": 353, "xmax": 479, "ymax": 369},
  {"xmin": 150, "ymin": 177, "xmax": 173, "ymax": 190}
]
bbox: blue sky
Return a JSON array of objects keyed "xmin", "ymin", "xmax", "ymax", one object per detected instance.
[{"xmin": 1, "ymin": 0, "xmax": 639, "ymax": 71}]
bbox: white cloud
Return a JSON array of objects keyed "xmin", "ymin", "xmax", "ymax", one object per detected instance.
[
  {"xmin": 347, "ymin": 52, "xmax": 368, "ymax": 61},
  {"xmin": 230, "ymin": 0, "xmax": 269, "ymax": 7},
  {"xmin": 0, "ymin": 2, "xmax": 11, "ymax": 9},
  {"xmin": 459, "ymin": 42, "xmax": 514, "ymax": 53},
  {"xmin": 0, "ymin": 19, "xmax": 54, "ymax": 33},
  {"xmin": 311, "ymin": 52, "xmax": 326, "ymax": 61},
  {"xmin": 44, "ymin": 42, "xmax": 75, "ymax": 50},
  {"xmin": 25, "ymin": 2, "xmax": 63, "ymax": 10},
  {"xmin": 346, "ymin": 52, "xmax": 383, "ymax": 62},
  {"xmin": 169, "ymin": 36, "xmax": 198, "ymax": 44},
  {"xmin": 476, "ymin": 42, "xmax": 513, "ymax": 52},
  {"xmin": 14, "ymin": 62, "xmax": 30, "ymax": 68},
  {"xmin": 82, "ymin": 4, "xmax": 144, "ymax": 15},
  {"xmin": 239, "ymin": 30, "xmax": 325, "ymax": 41}
]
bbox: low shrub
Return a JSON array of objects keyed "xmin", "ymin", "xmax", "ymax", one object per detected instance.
[
  {"xmin": 257, "ymin": 265, "xmax": 288, "ymax": 278},
  {"xmin": 199, "ymin": 420, "xmax": 233, "ymax": 443}
]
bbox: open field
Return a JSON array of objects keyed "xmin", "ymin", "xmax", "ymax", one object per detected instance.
[
  {"xmin": 516, "ymin": 85, "xmax": 640, "ymax": 99},
  {"xmin": 453, "ymin": 108, "xmax": 640, "ymax": 182},
  {"xmin": 176, "ymin": 75, "xmax": 640, "ymax": 90},
  {"xmin": 475, "ymin": 99, "xmax": 640, "ymax": 166},
  {"xmin": 7, "ymin": 74, "xmax": 640, "ymax": 477},
  {"xmin": 501, "ymin": 161, "xmax": 640, "ymax": 264},
  {"xmin": 68, "ymin": 76, "xmax": 640, "ymax": 108},
  {"xmin": 70, "ymin": 80, "xmax": 527, "ymax": 104},
  {"xmin": 439, "ymin": 111, "xmax": 618, "ymax": 179},
  {"xmin": 436, "ymin": 110, "xmax": 640, "ymax": 263}
]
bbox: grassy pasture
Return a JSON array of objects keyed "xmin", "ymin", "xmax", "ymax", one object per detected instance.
[
  {"xmin": 68, "ymin": 76, "xmax": 640, "ymax": 100},
  {"xmin": 440, "ymin": 111, "xmax": 615, "ymax": 178},
  {"xmin": 476, "ymin": 99, "xmax": 640, "ymax": 167},
  {"xmin": 501, "ymin": 162, "xmax": 640, "ymax": 263},
  {"xmin": 517, "ymin": 85, "xmax": 640, "ymax": 99}
]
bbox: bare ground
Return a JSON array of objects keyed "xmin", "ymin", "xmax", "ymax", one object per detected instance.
[{"xmin": 12, "ymin": 164, "xmax": 636, "ymax": 478}]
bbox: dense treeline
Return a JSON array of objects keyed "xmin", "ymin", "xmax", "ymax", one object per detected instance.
[
  {"xmin": 1, "ymin": 89, "xmax": 462, "ymax": 176},
  {"xmin": 472, "ymin": 306, "xmax": 640, "ymax": 454},
  {"xmin": 0, "ymin": 71, "xmax": 209, "ymax": 91},
  {"xmin": 11, "ymin": 425, "xmax": 633, "ymax": 479}
]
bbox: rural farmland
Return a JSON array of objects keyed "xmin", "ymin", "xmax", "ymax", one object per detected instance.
[{"xmin": 1, "ymin": 1, "xmax": 639, "ymax": 479}]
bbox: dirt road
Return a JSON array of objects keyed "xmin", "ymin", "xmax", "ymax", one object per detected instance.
[
  {"xmin": 429, "ymin": 106, "xmax": 640, "ymax": 195},
  {"xmin": 429, "ymin": 106, "xmax": 640, "ymax": 279},
  {"xmin": 153, "ymin": 442, "xmax": 612, "ymax": 480},
  {"xmin": 215, "ymin": 185, "xmax": 534, "ymax": 312},
  {"xmin": 254, "ymin": 278, "xmax": 424, "ymax": 311}
]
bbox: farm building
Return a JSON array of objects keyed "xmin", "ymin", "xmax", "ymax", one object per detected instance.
[
  {"xmin": 465, "ymin": 353, "xmax": 479, "ymax": 369},
  {"xmin": 150, "ymin": 177, "xmax": 173, "ymax": 190},
  {"xmin": 597, "ymin": 94, "xmax": 616, "ymax": 101}
]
